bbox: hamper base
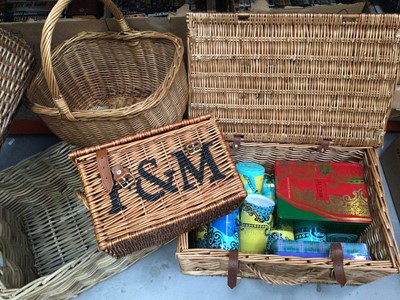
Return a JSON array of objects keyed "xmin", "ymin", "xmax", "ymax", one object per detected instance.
[
  {"xmin": 176, "ymin": 142, "xmax": 400, "ymax": 286},
  {"xmin": 176, "ymin": 245, "xmax": 398, "ymax": 286}
]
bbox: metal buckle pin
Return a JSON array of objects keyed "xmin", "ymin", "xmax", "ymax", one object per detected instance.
[
  {"xmin": 185, "ymin": 141, "xmax": 202, "ymax": 155},
  {"xmin": 111, "ymin": 165, "xmax": 136, "ymax": 189}
]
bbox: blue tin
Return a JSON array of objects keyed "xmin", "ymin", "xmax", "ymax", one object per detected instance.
[{"xmin": 207, "ymin": 208, "xmax": 240, "ymax": 250}]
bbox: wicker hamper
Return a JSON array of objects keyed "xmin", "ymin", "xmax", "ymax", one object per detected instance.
[
  {"xmin": 0, "ymin": 28, "xmax": 33, "ymax": 148},
  {"xmin": 176, "ymin": 13, "xmax": 400, "ymax": 286},
  {"xmin": 27, "ymin": 0, "xmax": 188, "ymax": 148},
  {"xmin": 0, "ymin": 142, "xmax": 162, "ymax": 299},
  {"xmin": 69, "ymin": 115, "xmax": 247, "ymax": 258}
]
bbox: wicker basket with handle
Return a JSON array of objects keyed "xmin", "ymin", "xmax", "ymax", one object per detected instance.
[
  {"xmin": 0, "ymin": 142, "xmax": 163, "ymax": 299},
  {"xmin": 0, "ymin": 28, "xmax": 33, "ymax": 148},
  {"xmin": 177, "ymin": 13, "xmax": 400, "ymax": 286},
  {"xmin": 27, "ymin": 0, "xmax": 188, "ymax": 148}
]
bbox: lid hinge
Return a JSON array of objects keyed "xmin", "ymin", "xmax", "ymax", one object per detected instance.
[
  {"xmin": 317, "ymin": 139, "xmax": 332, "ymax": 153},
  {"xmin": 232, "ymin": 134, "xmax": 244, "ymax": 150}
]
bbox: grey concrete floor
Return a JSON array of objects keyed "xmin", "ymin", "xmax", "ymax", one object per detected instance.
[
  {"xmin": 77, "ymin": 240, "xmax": 400, "ymax": 300},
  {"xmin": 1, "ymin": 133, "xmax": 399, "ymax": 300}
]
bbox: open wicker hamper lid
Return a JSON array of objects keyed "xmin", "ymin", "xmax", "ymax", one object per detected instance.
[{"xmin": 187, "ymin": 13, "xmax": 400, "ymax": 148}]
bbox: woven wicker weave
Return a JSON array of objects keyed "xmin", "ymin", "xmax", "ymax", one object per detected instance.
[
  {"xmin": 69, "ymin": 115, "xmax": 247, "ymax": 258},
  {"xmin": 27, "ymin": 0, "xmax": 188, "ymax": 148},
  {"xmin": 177, "ymin": 143, "xmax": 400, "ymax": 285},
  {"xmin": 187, "ymin": 13, "xmax": 400, "ymax": 147},
  {"xmin": 0, "ymin": 142, "xmax": 162, "ymax": 299},
  {"xmin": 0, "ymin": 28, "xmax": 33, "ymax": 148},
  {"xmin": 0, "ymin": 207, "xmax": 36, "ymax": 288},
  {"xmin": 177, "ymin": 12, "xmax": 400, "ymax": 286}
]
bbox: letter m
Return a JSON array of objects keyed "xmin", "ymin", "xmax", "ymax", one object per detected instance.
[{"xmin": 171, "ymin": 141, "xmax": 226, "ymax": 191}]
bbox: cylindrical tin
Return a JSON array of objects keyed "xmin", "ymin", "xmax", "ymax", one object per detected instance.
[
  {"xmin": 294, "ymin": 221, "xmax": 327, "ymax": 242},
  {"xmin": 208, "ymin": 208, "xmax": 240, "ymax": 250},
  {"xmin": 261, "ymin": 175, "xmax": 275, "ymax": 202},
  {"xmin": 236, "ymin": 162, "xmax": 265, "ymax": 194}
]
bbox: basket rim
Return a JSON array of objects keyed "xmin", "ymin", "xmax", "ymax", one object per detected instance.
[
  {"xmin": 27, "ymin": 30, "xmax": 185, "ymax": 120},
  {"xmin": 68, "ymin": 115, "xmax": 212, "ymax": 160}
]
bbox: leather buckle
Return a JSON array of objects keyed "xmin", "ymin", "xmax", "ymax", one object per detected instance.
[
  {"xmin": 185, "ymin": 141, "xmax": 202, "ymax": 155},
  {"xmin": 111, "ymin": 164, "xmax": 135, "ymax": 189}
]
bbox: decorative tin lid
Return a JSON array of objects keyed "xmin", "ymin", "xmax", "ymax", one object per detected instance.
[{"xmin": 187, "ymin": 13, "xmax": 400, "ymax": 147}]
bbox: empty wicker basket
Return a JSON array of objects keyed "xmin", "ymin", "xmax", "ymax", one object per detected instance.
[
  {"xmin": 0, "ymin": 142, "xmax": 162, "ymax": 299},
  {"xmin": 27, "ymin": 0, "xmax": 188, "ymax": 148}
]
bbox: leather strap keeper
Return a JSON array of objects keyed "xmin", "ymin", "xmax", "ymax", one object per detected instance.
[
  {"xmin": 330, "ymin": 243, "xmax": 347, "ymax": 287},
  {"xmin": 228, "ymin": 250, "xmax": 239, "ymax": 289},
  {"xmin": 96, "ymin": 149, "xmax": 113, "ymax": 193}
]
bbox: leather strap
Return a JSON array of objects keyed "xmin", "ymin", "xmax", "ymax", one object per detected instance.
[
  {"xmin": 227, "ymin": 250, "xmax": 239, "ymax": 289},
  {"xmin": 96, "ymin": 149, "xmax": 113, "ymax": 193},
  {"xmin": 330, "ymin": 243, "xmax": 347, "ymax": 287}
]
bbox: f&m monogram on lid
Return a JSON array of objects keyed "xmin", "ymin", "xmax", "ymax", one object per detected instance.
[{"xmin": 69, "ymin": 115, "xmax": 246, "ymax": 257}]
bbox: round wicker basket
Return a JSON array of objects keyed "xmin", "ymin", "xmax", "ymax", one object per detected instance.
[{"xmin": 27, "ymin": 0, "xmax": 188, "ymax": 147}]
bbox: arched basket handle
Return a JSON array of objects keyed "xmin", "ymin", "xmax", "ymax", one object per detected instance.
[{"xmin": 41, "ymin": 0, "xmax": 131, "ymax": 121}]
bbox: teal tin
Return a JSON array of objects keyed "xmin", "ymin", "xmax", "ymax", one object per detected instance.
[
  {"xmin": 326, "ymin": 233, "xmax": 359, "ymax": 243},
  {"xmin": 261, "ymin": 175, "xmax": 275, "ymax": 202},
  {"xmin": 294, "ymin": 221, "xmax": 327, "ymax": 242},
  {"xmin": 236, "ymin": 162, "xmax": 265, "ymax": 194}
]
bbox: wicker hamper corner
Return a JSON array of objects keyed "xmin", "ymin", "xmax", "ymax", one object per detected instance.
[
  {"xmin": 0, "ymin": 143, "xmax": 163, "ymax": 299},
  {"xmin": 176, "ymin": 13, "xmax": 400, "ymax": 286}
]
